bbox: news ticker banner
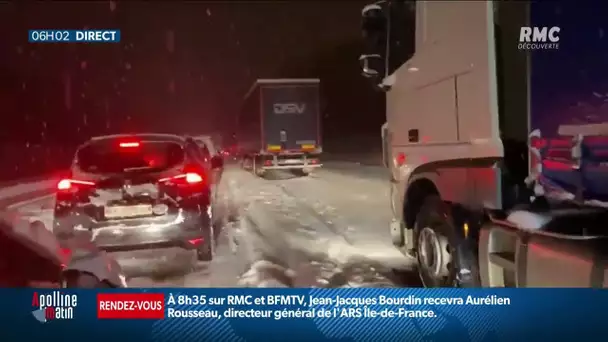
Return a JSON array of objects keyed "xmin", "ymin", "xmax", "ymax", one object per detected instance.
[
  {"xmin": 28, "ymin": 30, "xmax": 121, "ymax": 43},
  {"xmin": 3, "ymin": 288, "xmax": 608, "ymax": 342}
]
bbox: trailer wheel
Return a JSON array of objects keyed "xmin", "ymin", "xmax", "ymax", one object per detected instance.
[
  {"xmin": 242, "ymin": 156, "xmax": 253, "ymax": 170},
  {"xmin": 414, "ymin": 195, "xmax": 480, "ymax": 288},
  {"xmin": 255, "ymin": 168, "xmax": 266, "ymax": 177},
  {"xmin": 250, "ymin": 157, "xmax": 264, "ymax": 177}
]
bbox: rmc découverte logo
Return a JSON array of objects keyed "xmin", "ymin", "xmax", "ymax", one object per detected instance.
[{"xmin": 518, "ymin": 26, "xmax": 560, "ymax": 50}]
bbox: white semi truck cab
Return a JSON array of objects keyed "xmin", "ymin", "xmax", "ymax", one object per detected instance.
[{"xmin": 360, "ymin": 0, "xmax": 608, "ymax": 287}]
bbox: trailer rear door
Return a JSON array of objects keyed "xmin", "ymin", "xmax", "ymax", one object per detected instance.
[{"xmin": 261, "ymin": 84, "xmax": 320, "ymax": 152}]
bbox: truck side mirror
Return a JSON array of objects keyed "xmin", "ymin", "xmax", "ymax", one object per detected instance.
[
  {"xmin": 359, "ymin": 54, "xmax": 382, "ymax": 78},
  {"xmin": 361, "ymin": 2, "xmax": 389, "ymax": 88},
  {"xmin": 361, "ymin": 2, "xmax": 387, "ymax": 41},
  {"xmin": 360, "ymin": 0, "xmax": 416, "ymax": 92}
]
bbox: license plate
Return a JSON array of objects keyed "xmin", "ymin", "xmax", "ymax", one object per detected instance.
[
  {"xmin": 282, "ymin": 159, "xmax": 302, "ymax": 165},
  {"xmin": 105, "ymin": 205, "xmax": 153, "ymax": 219}
]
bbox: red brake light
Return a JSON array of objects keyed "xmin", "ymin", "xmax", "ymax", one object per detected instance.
[
  {"xmin": 57, "ymin": 179, "xmax": 95, "ymax": 191},
  {"xmin": 396, "ymin": 152, "xmax": 407, "ymax": 166},
  {"xmin": 57, "ymin": 179, "xmax": 72, "ymax": 190},
  {"xmin": 263, "ymin": 160, "xmax": 273, "ymax": 166},
  {"xmin": 59, "ymin": 247, "xmax": 72, "ymax": 261},
  {"xmin": 185, "ymin": 172, "xmax": 203, "ymax": 184},
  {"xmin": 159, "ymin": 172, "xmax": 204, "ymax": 184},
  {"xmin": 120, "ymin": 142, "xmax": 140, "ymax": 148},
  {"xmin": 188, "ymin": 238, "xmax": 203, "ymax": 246}
]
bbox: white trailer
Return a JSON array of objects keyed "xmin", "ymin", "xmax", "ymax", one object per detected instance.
[{"xmin": 361, "ymin": 1, "xmax": 608, "ymax": 287}]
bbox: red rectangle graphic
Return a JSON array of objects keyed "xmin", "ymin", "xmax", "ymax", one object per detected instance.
[{"xmin": 97, "ymin": 293, "xmax": 165, "ymax": 319}]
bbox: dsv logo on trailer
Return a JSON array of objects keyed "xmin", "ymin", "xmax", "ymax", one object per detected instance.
[
  {"xmin": 273, "ymin": 103, "xmax": 306, "ymax": 114},
  {"xmin": 518, "ymin": 26, "xmax": 560, "ymax": 50}
]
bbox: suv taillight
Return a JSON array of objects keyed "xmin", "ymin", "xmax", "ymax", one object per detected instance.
[
  {"xmin": 159, "ymin": 172, "xmax": 204, "ymax": 185},
  {"xmin": 57, "ymin": 179, "xmax": 95, "ymax": 191},
  {"xmin": 185, "ymin": 172, "xmax": 203, "ymax": 184},
  {"xmin": 119, "ymin": 141, "xmax": 140, "ymax": 148}
]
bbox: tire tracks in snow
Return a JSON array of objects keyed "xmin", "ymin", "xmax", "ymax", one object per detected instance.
[{"xmin": 227, "ymin": 167, "xmax": 410, "ymax": 287}]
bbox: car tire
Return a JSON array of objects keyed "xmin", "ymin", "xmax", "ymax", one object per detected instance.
[
  {"xmin": 414, "ymin": 195, "xmax": 480, "ymax": 288},
  {"xmin": 197, "ymin": 226, "xmax": 214, "ymax": 261},
  {"xmin": 52, "ymin": 218, "xmax": 76, "ymax": 240},
  {"xmin": 62, "ymin": 271, "xmax": 112, "ymax": 288}
]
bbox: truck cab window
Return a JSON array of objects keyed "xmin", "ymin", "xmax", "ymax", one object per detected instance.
[{"xmin": 387, "ymin": 0, "xmax": 416, "ymax": 75}]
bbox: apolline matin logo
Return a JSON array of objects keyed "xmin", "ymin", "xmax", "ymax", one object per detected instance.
[{"xmin": 31, "ymin": 291, "xmax": 78, "ymax": 323}]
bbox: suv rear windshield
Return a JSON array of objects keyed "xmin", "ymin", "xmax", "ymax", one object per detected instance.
[{"xmin": 76, "ymin": 140, "xmax": 185, "ymax": 174}]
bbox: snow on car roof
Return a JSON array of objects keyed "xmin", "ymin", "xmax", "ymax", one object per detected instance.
[{"xmin": 90, "ymin": 133, "xmax": 186, "ymax": 144}]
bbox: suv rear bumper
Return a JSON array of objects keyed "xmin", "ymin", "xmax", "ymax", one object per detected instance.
[
  {"xmin": 257, "ymin": 154, "xmax": 322, "ymax": 171},
  {"xmin": 261, "ymin": 164, "xmax": 323, "ymax": 170},
  {"xmin": 53, "ymin": 207, "xmax": 211, "ymax": 252},
  {"xmin": 94, "ymin": 229, "xmax": 205, "ymax": 252}
]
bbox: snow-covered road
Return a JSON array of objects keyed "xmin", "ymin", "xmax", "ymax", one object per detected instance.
[{"xmin": 9, "ymin": 161, "xmax": 419, "ymax": 288}]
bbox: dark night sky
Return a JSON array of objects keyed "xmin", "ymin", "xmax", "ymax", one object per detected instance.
[
  {"xmin": 530, "ymin": 0, "xmax": 608, "ymax": 136},
  {"xmin": 0, "ymin": 1, "xmax": 385, "ymax": 151}
]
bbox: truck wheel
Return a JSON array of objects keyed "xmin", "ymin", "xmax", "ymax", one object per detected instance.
[
  {"xmin": 241, "ymin": 156, "xmax": 252, "ymax": 170},
  {"xmin": 253, "ymin": 161, "xmax": 266, "ymax": 177},
  {"xmin": 414, "ymin": 195, "xmax": 480, "ymax": 288}
]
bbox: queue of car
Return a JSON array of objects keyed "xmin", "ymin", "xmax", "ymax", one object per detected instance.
[{"xmin": 1, "ymin": 133, "xmax": 225, "ymax": 288}]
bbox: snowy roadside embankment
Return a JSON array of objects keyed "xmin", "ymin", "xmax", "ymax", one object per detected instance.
[{"xmin": 0, "ymin": 178, "xmax": 57, "ymax": 209}]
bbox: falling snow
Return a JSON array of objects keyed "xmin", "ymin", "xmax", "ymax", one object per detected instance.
[
  {"xmin": 168, "ymin": 80, "xmax": 176, "ymax": 94},
  {"xmin": 166, "ymin": 30, "xmax": 175, "ymax": 53},
  {"xmin": 3, "ymin": 1, "xmax": 384, "ymax": 186}
]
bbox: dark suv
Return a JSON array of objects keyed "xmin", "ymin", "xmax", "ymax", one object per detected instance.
[{"xmin": 52, "ymin": 133, "xmax": 223, "ymax": 263}]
